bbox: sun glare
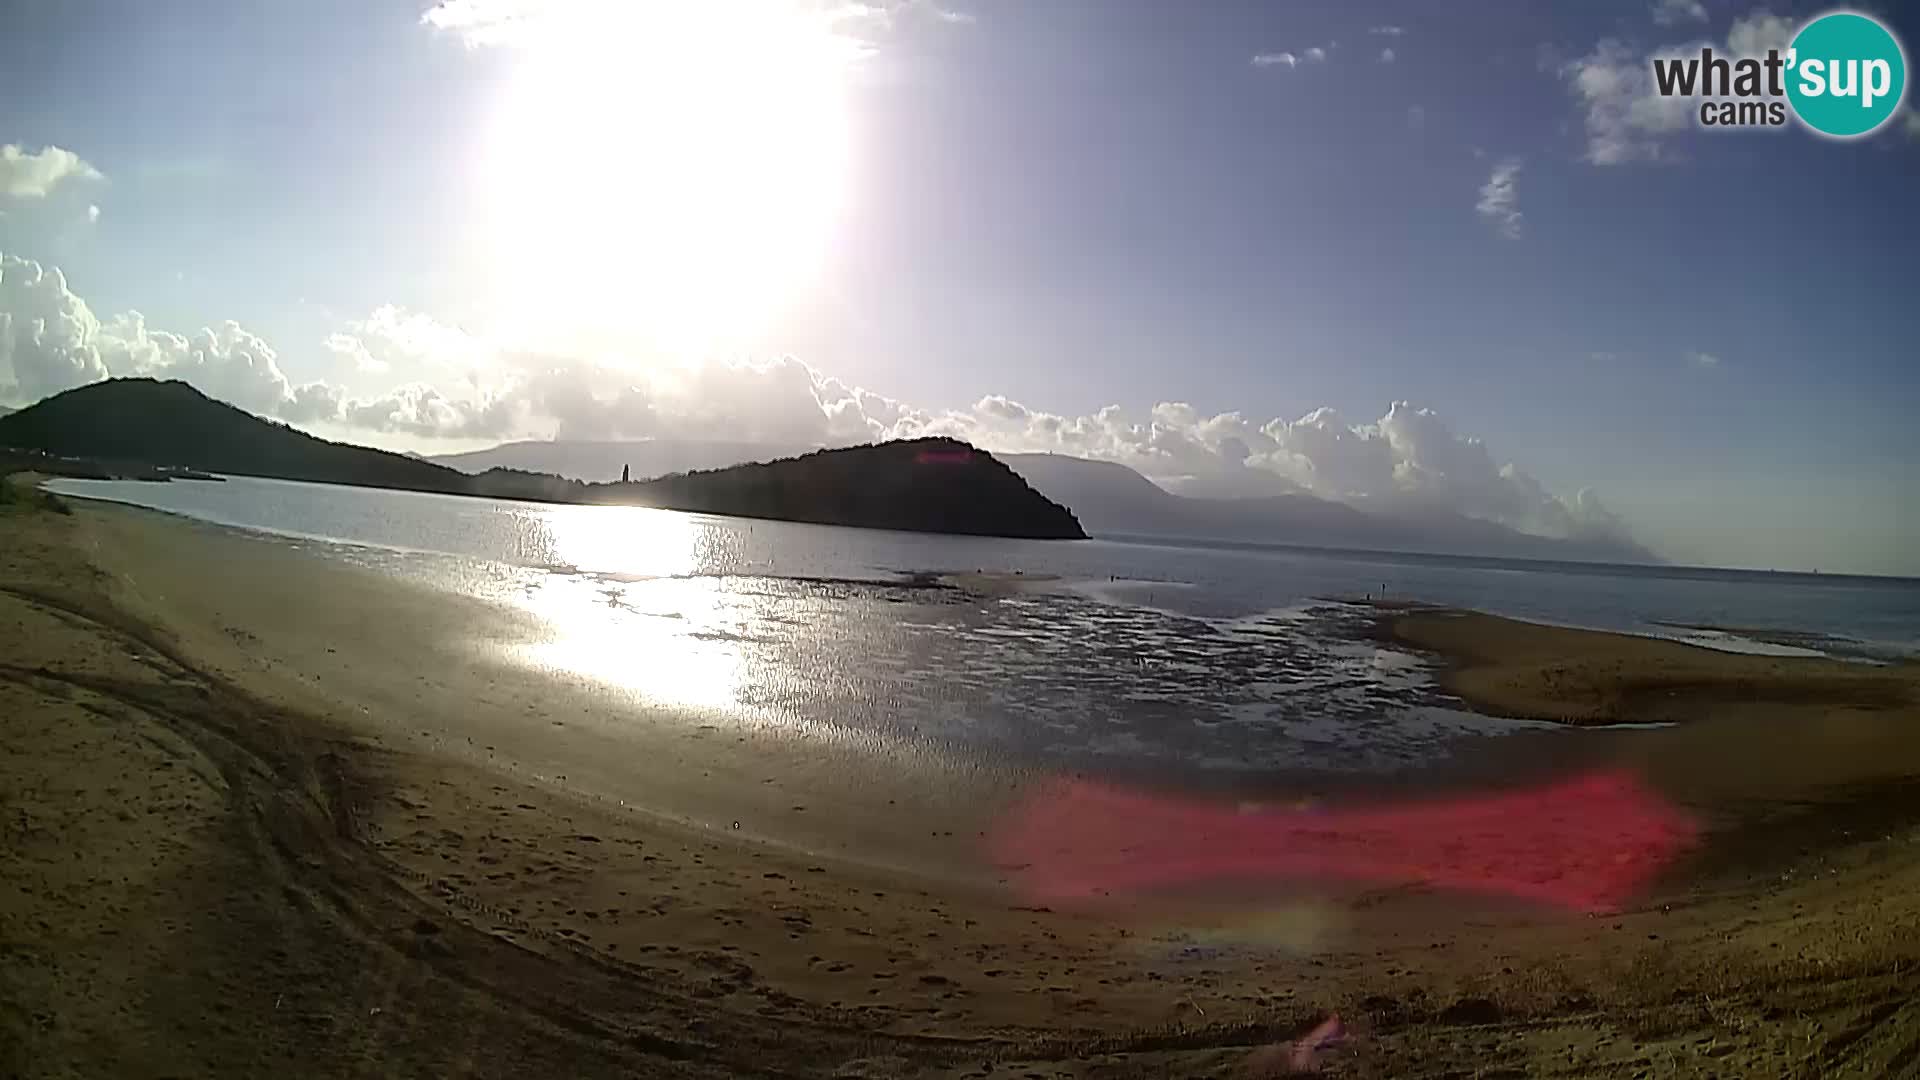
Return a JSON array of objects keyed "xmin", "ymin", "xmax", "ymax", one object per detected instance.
[
  {"xmin": 515, "ymin": 505, "xmax": 746, "ymax": 713},
  {"xmin": 478, "ymin": 0, "xmax": 861, "ymax": 353}
]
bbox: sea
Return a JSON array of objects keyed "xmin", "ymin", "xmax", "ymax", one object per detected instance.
[{"xmin": 45, "ymin": 475, "xmax": 1920, "ymax": 780}]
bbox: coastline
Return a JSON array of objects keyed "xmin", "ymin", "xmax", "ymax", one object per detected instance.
[
  {"xmin": 1382, "ymin": 606, "xmax": 1918, "ymax": 727},
  {"xmin": 7, "ymin": 492, "xmax": 1920, "ymax": 1076}
]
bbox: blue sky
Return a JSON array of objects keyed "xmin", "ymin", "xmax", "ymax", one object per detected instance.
[{"xmin": 0, "ymin": 0, "xmax": 1915, "ymax": 573}]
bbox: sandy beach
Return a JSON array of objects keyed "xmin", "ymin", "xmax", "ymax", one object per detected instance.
[{"xmin": 6, "ymin": 486, "xmax": 1920, "ymax": 1077}]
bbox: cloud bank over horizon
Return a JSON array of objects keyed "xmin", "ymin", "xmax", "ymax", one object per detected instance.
[{"xmin": 0, "ymin": 247, "xmax": 1633, "ymax": 549}]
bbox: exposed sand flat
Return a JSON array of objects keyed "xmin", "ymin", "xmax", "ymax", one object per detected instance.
[
  {"xmin": 6, "ymin": 489, "xmax": 1920, "ymax": 1077},
  {"xmin": 1383, "ymin": 608, "xmax": 1920, "ymax": 813},
  {"xmin": 1387, "ymin": 607, "xmax": 1919, "ymax": 727}
]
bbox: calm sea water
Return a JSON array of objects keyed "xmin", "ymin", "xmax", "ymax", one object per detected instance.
[{"xmin": 46, "ymin": 475, "xmax": 1920, "ymax": 779}]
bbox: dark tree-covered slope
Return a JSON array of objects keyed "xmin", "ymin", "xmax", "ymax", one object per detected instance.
[
  {"xmin": 0, "ymin": 379, "xmax": 471, "ymax": 493},
  {"xmin": 608, "ymin": 439, "xmax": 1086, "ymax": 539},
  {"xmin": 0, "ymin": 380, "xmax": 1086, "ymax": 540}
]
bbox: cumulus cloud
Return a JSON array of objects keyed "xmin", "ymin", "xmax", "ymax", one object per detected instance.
[
  {"xmin": 1379, "ymin": 48, "xmax": 1396, "ymax": 63},
  {"xmin": 892, "ymin": 395, "xmax": 1632, "ymax": 542},
  {"xmin": 326, "ymin": 304, "xmax": 493, "ymax": 375},
  {"xmin": 1251, "ymin": 52, "xmax": 1298, "ymax": 68},
  {"xmin": 1369, "ymin": 26, "xmax": 1405, "ymax": 36},
  {"xmin": 1476, "ymin": 158, "xmax": 1523, "ymax": 239},
  {"xmin": 1304, "ymin": 46, "xmax": 1327, "ymax": 62},
  {"xmin": 1652, "ymin": 0, "xmax": 1708, "ymax": 26},
  {"xmin": 0, "ymin": 144, "xmax": 103, "ymax": 199},
  {"xmin": 96, "ymin": 313, "xmax": 298, "ymax": 416},
  {"xmin": 1563, "ymin": 10, "xmax": 1795, "ymax": 164},
  {"xmin": 0, "ymin": 248, "xmax": 1632, "ymax": 545},
  {"xmin": 1686, "ymin": 349, "xmax": 1722, "ymax": 368},
  {"xmin": 0, "ymin": 248, "xmax": 503, "ymax": 437},
  {"xmin": 0, "ymin": 253, "xmax": 111, "ymax": 399}
]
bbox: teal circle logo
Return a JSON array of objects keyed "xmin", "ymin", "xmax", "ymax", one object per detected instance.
[{"xmin": 1786, "ymin": 12, "xmax": 1907, "ymax": 138}]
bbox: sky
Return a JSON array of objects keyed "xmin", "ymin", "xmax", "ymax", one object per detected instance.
[{"xmin": 0, "ymin": 0, "xmax": 1915, "ymax": 574}]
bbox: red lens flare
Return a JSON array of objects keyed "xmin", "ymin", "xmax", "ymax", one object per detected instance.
[{"xmin": 989, "ymin": 770, "xmax": 1697, "ymax": 913}]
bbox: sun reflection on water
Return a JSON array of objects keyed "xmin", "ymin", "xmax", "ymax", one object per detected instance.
[{"xmin": 511, "ymin": 505, "xmax": 751, "ymax": 715}]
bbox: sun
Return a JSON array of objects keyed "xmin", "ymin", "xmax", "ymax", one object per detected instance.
[{"xmin": 475, "ymin": 1, "xmax": 862, "ymax": 355}]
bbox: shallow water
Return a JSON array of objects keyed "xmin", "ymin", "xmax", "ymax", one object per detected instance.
[{"xmin": 46, "ymin": 475, "xmax": 1920, "ymax": 779}]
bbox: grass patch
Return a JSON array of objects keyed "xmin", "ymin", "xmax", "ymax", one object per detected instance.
[{"xmin": 0, "ymin": 472, "xmax": 72, "ymax": 516}]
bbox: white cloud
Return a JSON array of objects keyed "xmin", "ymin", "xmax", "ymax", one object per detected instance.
[
  {"xmin": 1379, "ymin": 47, "xmax": 1396, "ymax": 63},
  {"xmin": 1369, "ymin": 25, "xmax": 1405, "ymax": 36},
  {"xmin": 422, "ymin": 0, "xmax": 968, "ymax": 50},
  {"xmin": 0, "ymin": 249, "xmax": 496, "ymax": 435},
  {"xmin": 95, "ymin": 311, "xmax": 307, "ymax": 417},
  {"xmin": 0, "ymin": 144, "xmax": 104, "ymax": 199},
  {"xmin": 1652, "ymin": 0, "xmax": 1708, "ymax": 26},
  {"xmin": 879, "ymin": 396, "xmax": 1631, "ymax": 540},
  {"xmin": 1686, "ymin": 349, "xmax": 1722, "ymax": 368},
  {"xmin": 327, "ymin": 304, "xmax": 493, "ymax": 374},
  {"xmin": 0, "ymin": 253, "xmax": 111, "ymax": 400},
  {"xmin": 1563, "ymin": 39, "xmax": 1695, "ymax": 164},
  {"xmin": 1255, "ymin": 42, "xmax": 1333, "ymax": 68},
  {"xmin": 0, "ymin": 248, "xmax": 1632, "ymax": 543},
  {"xmin": 1563, "ymin": 10, "xmax": 1796, "ymax": 165},
  {"xmin": 1725, "ymin": 10, "xmax": 1793, "ymax": 57},
  {"xmin": 419, "ymin": 0, "xmax": 543, "ymax": 45},
  {"xmin": 86, "ymin": 204, "xmax": 101, "ymax": 224},
  {"xmin": 913, "ymin": 0, "xmax": 973, "ymax": 24},
  {"xmin": 324, "ymin": 332, "xmax": 388, "ymax": 374},
  {"xmin": 1476, "ymin": 158, "xmax": 1524, "ymax": 239}
]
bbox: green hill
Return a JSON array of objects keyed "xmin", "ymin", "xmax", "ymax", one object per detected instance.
[
  {"xmin": 0, "ymin": 379, "xmax": 1085, "ymax": 539},
  {"xmin": 606, "ymin": 439, "xmax": 1085, "ymax": 539},
  {"xmin": 0, "ymin": 379, "xmax": 470, "ymax": 493}
]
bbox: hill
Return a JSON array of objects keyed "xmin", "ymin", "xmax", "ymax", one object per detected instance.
[
  {"xmin": 421, "ymin": 437, "xmax": 1652, "ymax": 561},
  {"xmin": 0, "ymin": 380, "xmax": 1085, "ymax": 540},
  {"xmin": 601, "ymin": 439, "xmax": 1083, "ymax": 538},
  {"xmin": 0, "ymin": 379, "xmax": 471, "ymax": 493}
]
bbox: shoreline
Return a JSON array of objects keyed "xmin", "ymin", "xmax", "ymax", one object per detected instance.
[
  {"xmin": 7, "ymin": 491, "xmax": 1920, "ymax": 1075},
  {"xmin": 1377, "ymin": 604, "xmax": 1919, "ymax": 727}
]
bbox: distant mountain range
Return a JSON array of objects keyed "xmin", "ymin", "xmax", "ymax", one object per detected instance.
[
  {"xmin": 1, "ymin": 381, "xmax": 1643, "ymax": 558},
  {"xmin": 1000, "ymin": 453, "xmax": 1657, "ymax": 563},
  {"xmin": 433, "ymin": 438, "xmax": 1656, "ymax": 564},
  {"xmin": 0, "ymin": 380, "xmax": 1083, "ymax": 540}
]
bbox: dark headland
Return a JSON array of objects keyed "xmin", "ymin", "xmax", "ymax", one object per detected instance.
[{"xmin": 0, "ymin": 379, "xmax": 1086, "ymax": 540}]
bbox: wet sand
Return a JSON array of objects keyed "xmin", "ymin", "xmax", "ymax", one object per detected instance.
[{"xmin": 6, "ymin": 488, "xmax": 1920, "ymax": 1077}]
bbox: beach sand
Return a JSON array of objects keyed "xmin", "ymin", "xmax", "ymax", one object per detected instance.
[{"xmin": 5, "ymin": 488, "xmax": 1920, "ymax": 1077}]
